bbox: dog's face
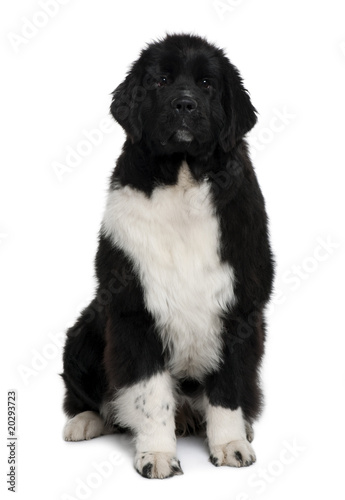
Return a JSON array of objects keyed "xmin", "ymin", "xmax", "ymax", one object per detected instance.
[{"xmin": 111, "ymin": 34, "xmax": 257, "ymax": 156}]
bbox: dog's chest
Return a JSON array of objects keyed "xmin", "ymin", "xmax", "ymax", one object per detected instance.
[{"xmin": 103, "ymin": 162, "xmax": 236, "ymax": 379}]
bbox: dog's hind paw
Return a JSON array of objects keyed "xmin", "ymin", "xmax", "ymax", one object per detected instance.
[{"xmin": 63, "ymin": 411, "xmax": 105, "ymax": 441}]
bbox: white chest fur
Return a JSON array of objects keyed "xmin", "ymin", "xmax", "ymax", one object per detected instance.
[{"xmin": 102, "ymin": 162, "xmax": 236, "ymax": 380}]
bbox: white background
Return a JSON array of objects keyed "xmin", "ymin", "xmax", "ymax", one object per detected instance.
[{"xmin": 1, "ymin": 0, "xmax": 345, "ymax": 499}]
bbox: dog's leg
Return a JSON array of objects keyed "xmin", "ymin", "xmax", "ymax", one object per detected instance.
[
  {"xmin": 204, "ymin": 314, "xmax": 264, "ymax": 468},
  {"xmin": 109, "ymin": 371, "xmax": 183, "ymax": 479},
  {"xmin": 102, "ymin": 300, "xmax": 183, "ymax": 479},
  {"xmin": 61, "ymin": 299, "xmax": 108, "ymax": 419},
  {"xmin": 206, "ymin": 404, "xmax": 256, "ymax": 467}
]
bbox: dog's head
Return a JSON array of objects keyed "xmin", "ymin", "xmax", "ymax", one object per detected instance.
[{"xmin": 111, "ymin": 34, "xmax": 257, "ymax": 156}]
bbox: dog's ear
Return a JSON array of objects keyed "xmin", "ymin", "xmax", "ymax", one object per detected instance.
[
  {"xmin": 219, "ymin": 58, "xmax": 257, "ymax": 152},
  {"xmin": 110, "ymin": 64, "xmax": 143, "ymax": 143}
]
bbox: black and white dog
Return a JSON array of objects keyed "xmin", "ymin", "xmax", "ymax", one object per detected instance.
[{"xmin": 62, "ymin": 34, "xmax": 274, "ymax": 479}]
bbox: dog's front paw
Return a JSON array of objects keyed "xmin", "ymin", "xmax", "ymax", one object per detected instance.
[
  {"xmin": 210, "ymin": 439, "xmax": 256, "ymax": 468},
  {"xmin": 135, "ymin": 452, "xmax": 183, "ymax": 479}
]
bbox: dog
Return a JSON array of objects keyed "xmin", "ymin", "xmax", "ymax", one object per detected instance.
[{"xmin": 62, "ymin": 33, "xmax": 274, "ymax": 479}]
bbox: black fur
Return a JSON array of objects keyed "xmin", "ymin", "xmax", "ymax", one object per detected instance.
[{"xmin": 62, "ymin": 33, "xmax": 274, "ymax": 461}]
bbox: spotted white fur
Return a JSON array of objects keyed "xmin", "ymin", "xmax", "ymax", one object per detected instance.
[
  {"xmin": 102, "ymin": 161, "xmax": 236, "ymax": 380},
  {"xmin": 110, "ymin": 371, "xmax": 176, "ymax": 454}
]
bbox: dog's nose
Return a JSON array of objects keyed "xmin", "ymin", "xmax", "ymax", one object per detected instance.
[{"xmin": 171, "ymin": 96, "xmax": 197, "ymax": 113}]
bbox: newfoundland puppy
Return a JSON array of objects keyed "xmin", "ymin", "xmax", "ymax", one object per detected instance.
[{"xmin": 62, "ymin": 33, "xmax": 274, "ymax": 479}]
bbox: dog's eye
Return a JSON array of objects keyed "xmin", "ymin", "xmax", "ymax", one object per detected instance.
[
  {"xmin": 200, "ymin": 78, "xmax": 211, "ymax": 89},
  {"xmin": 157, "ymin": 76, "xmax": 168, "ymax": 87}
]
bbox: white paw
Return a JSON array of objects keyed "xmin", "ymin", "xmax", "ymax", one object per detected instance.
[
  {"xmin": 63, "ymin": 411, "xmax": 105, "ymax": 441},
  {"xmin": 135, "ymin": 452, "xmax": 183, "ymax": 479},
  {"xmin": 210, "ymin": 439, "xmax": 256, "ymax": 467}
]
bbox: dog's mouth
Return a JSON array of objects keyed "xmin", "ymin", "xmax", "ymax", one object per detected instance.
[
  {"xmin": 157, "ymin": 112, "xmax": 213, "ymax": 153},
  {"xmin": 160, "ymin": 120, "xmax": 195, "ymax": 147},
  {"xmin": 174, "ymin": 128, "xmax": 194, "ymax": 142},
  {"xmin": 160, "ymin": 129, "xmax": 194, "ymax": 147}
]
